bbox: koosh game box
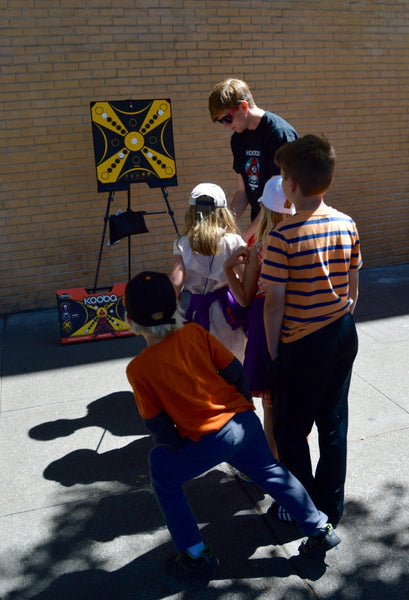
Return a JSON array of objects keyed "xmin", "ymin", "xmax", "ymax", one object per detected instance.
[{"xmin": 56, "ymin": 283, "xmax": 132, "ymax": 343}]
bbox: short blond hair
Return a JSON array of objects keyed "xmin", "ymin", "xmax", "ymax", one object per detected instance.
[
  {"xmin": 128, "ymin": 310, "xmax": 184, "ymax": 339},
  {"xmin": 208, "ymin": 78, "xmax": 255, "ymax": 121}
]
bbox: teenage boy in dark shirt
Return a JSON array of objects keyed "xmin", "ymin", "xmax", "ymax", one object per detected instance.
[{"xmin": 209, "ymin": 78, "xmax": 297, "ymax": 242}]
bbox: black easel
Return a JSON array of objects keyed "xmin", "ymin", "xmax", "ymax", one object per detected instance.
[
  {"xmin": 92, "ymin": 185, "xmax": 179, "ymax": 293},
  {"xmin": 90, "ymin": 98, "xmax": 179, "ymax": 292}
]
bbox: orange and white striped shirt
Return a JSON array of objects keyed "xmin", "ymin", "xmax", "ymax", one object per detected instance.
[{"xmin": 260, "ymin": 205, "xmax": 362, "ymax": 343}]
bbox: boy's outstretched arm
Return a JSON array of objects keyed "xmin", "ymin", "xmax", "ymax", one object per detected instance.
[
  {"xmin": 230, "ymin": 174, "xmax": 248, "ymax": 221},
  {"xmin": 264, "ymin": 283, "xmax": 286, "ymax": 361},
  {"xmin": 218, "ymin": 357, "xmax": 253, "ymax": 403},
  {"xmin": 144, "ymin": 411, "xmax": 184, "ymax": 449}
]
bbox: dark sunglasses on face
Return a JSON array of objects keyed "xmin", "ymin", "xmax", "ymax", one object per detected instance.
[{"xmin": 216, "ymin": 104, "xmax": 240, "ymax": 124}]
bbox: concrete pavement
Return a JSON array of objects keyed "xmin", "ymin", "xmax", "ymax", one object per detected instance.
[{"xmin": 0, "ymin": 263, "xmax": 408, "ymax": 599}]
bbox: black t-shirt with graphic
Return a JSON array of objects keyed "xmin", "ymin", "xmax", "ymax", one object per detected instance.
[{"xmin": 231, "ymin": 111, "xmax": 298, "ymax": 221}]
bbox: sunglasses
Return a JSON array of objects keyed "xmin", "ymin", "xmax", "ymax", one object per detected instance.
[{"xmin": 216, "ymin": 104, "xmax": 240, "ymax": 124}]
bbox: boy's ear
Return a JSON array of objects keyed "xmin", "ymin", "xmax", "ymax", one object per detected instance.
[
  {"xmin": 288, "ymin": 176, "xmax": 298, "ymax": 193},
  {"xmin": 240, "ymin": 100, "xmax": 248, "ymax": 113}
]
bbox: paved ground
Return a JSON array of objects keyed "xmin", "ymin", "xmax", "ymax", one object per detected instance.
[{"xmin": 0, "ymin": 263, "xmax": 408, "ymax": 600}]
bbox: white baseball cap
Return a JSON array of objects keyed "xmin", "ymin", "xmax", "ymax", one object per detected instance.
[
  {"xmin": 258, "ymin": 175, "xmax": 295, "ymax": 214},
  {"xmin": 189, "ymin": 183, "xmax": 227, "ymax": 208}
]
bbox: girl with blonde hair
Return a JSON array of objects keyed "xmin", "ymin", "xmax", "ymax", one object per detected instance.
[{"xmin": 170, "ymin": 183, "xmax": 248, "ymax": 363}]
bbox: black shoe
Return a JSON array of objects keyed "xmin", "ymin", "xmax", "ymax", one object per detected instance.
[
  {"xmin": 167, "ymin": 544, "xmax": 219, "ymax": 579},
  {"xmin": 298, "ymin": 523, "xmax": 341, "ymax": 556}
]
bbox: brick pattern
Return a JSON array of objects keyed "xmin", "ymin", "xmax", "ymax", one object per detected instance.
[{"xmin": 1, "ymin": 1, "xmax": 408, "ymax": 313}]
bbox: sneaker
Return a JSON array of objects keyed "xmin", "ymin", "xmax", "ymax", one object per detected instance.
[
  {"xmin": 167, "ymin": 544, "xmax": 219, "ymax": 579},
  {"xmin": 298, "ymin": 523, "xmax": 341, "ymax": 556}
]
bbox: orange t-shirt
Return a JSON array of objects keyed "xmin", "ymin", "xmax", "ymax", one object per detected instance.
[{"xmin": 126, "ymin": 323, "xmax": 254, "ymax": 441}]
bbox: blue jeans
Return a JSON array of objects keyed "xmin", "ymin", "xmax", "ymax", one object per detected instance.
[
  {"xmin": 149, "ymin": 410, "xmax": 327, "ymax": 551},
  {"xmin": 272, "ymin": 311, "xmax": 358, "ymax": 526}
]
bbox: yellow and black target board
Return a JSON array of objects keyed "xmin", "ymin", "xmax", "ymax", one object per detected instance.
[
  {"xmin": 56, "ymin": 284, "xmax": 133, "ymax": 343},
  {"xmin": 90, "ymin": 99, "xmax": 177, "ymax": 192}
]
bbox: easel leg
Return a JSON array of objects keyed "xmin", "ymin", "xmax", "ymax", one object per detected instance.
[
  {"xmin": 93, "ymin": 190, "xmax": 115, "ymax": 292},
  {"xmin": 161, "ymin": 186, "xmax": 180, "ymax": 236},
  {"xmin": 127, "ymin": 186, "xmax": 132, "ymax": 281}
]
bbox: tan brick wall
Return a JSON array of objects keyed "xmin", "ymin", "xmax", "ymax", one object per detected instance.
[{"xmin": 1, "ymin": 0, "xmax": 408, "ymax": 313}]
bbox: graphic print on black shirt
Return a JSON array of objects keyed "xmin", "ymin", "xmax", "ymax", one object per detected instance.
[
  {"xmin": 245, "ymin": 153, "xmax": 260, "ymax": 195},
  {"xmin": 231, "ymin": 111, "xmax": 298, "ymax": 221}
]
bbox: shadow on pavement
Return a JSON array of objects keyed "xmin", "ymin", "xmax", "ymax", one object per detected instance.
[
  {"xmin": 0, "ymin": 465, "xmax": 328, "ymax": 600},
  {"xmin": 2, "ymin": 471, "xmax": 408, "ymax": 599},
  {"xmin": 2, "ymin": 382, "xmax": 409, "ymax": 599},
  {"xmin": 29, "ymin": 391, "xmax": 143, "ymax": 441}
]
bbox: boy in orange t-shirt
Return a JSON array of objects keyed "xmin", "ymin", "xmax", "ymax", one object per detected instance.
[{"xmin": 125, "ymin": 271, "xmax": 341, "ymax": 579}]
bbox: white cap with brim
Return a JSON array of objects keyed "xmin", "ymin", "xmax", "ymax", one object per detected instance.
[
  {"xmin": 189, "ymin": 183, "xmax": 227, "ymax": 208},
  {"xmin": 258, "ymin": 175, "xmax": 296, "ymax": 214}
]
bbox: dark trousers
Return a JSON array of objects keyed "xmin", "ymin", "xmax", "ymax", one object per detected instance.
[
  {"xmin": 272, "ymin": 312, "xmax": 358, "ymax": 526},
  {"xmin": 149, "ymin": 410, "xmax": 327, "ymax": 552}
]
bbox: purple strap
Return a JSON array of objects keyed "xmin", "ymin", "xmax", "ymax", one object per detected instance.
[{"xmin": 185, "ymin": 287, "xmax": 248, "ymax": 333}]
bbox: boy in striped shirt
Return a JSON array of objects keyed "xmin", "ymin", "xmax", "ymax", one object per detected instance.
[{"xmin": 261, "ymin": 134, "xmax": 362, "ymax": 528}]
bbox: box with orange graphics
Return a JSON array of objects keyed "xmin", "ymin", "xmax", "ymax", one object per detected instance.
[{"xmin": 56, "ymin": 283, "xmax": 132, "ymax": 343}]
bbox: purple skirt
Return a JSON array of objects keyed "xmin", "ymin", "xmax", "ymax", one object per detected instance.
[{"xmin": 244, "ymin": 296, "xmax": 270, "ymax": 392}]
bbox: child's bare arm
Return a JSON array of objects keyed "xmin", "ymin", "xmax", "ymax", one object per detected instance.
[
  {"xmin": 224, "ymin": 246, "xmax": 259, "ymax": 306},
  {"xmin": 348, "ymin": 268, "xmax": 359, "ymax": 314},
  {"xmin": 230, "ymin": 174, "xmax": 248, "ymax": 220},
  {"xmin": 169, "ymin": 254, "xmax": 185, "ymax": 298},
  {"xmin": 263, "ymin": 283, "xmax": 286, "ymax": 361}
]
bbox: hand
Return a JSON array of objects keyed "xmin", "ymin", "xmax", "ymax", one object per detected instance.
[{"xmin": 224, "ymin": 245, "xmax": 249, "ymax": 270}]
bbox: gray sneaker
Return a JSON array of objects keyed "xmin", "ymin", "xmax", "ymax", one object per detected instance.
[{"xmin": 298, "ymin": 523, "xmax": 341, "ymax": 556}]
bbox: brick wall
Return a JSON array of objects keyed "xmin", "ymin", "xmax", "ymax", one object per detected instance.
[{"xmin": 1, "ymin": 0, "xmax": 408, "ymax": 314}]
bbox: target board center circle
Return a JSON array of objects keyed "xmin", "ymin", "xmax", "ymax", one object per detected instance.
[{"xmin": 124, "ymin": 131, "xmax": 144, "ymax": 151}]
